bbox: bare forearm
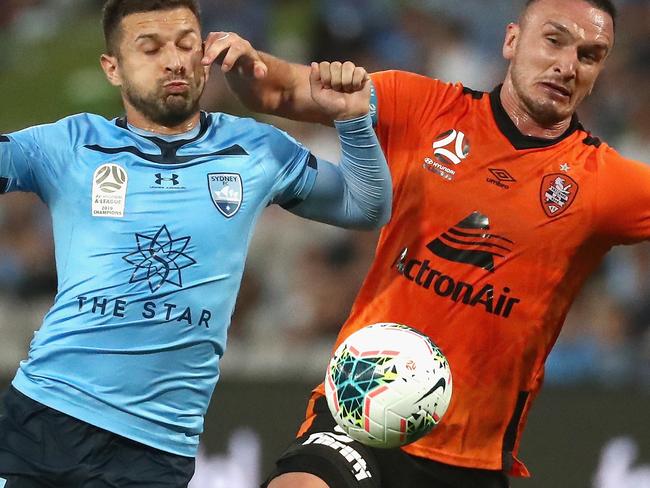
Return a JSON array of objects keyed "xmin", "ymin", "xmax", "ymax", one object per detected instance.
[
  {"xmin": 226, "ymin": 52, "xmax": 331, "ymax": 124},
  {"xmin": 204, "ymin": 33, "xmax": 368, "ymax": 124}
]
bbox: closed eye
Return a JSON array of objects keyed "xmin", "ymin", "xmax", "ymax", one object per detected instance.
[
  {"xmin": 580, "ymin": 53, "xmax": 597, "ymax": 63},
  {"xmin": 578, "ymin": 47, "xmax": 606, "ymax": 64}
]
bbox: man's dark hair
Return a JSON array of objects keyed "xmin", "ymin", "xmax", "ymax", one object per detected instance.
[
  {"xmin": 102, "ymin": 0, "xmax": 202, "ymax": 55},
  {"xmin": 525, "ymin": 0, "xmax": 617, "ymax": 30}
]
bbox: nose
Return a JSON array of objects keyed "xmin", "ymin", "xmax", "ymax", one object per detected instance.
[
  {"xmin": 163, "ymin": 45, "xmax": 186, "ymax": 75},
  {"xmin": 553, "ymin": 48, "xmax": 577, "ymax": 80}
]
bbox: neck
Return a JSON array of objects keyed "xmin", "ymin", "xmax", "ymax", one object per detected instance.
[
  {"xmin": 124, "ymin": 106, "xmax": 200, "ymax": 135},
  {"xmin": 500, "ymin": 79, "xmax": 571, "ymax": 139}
]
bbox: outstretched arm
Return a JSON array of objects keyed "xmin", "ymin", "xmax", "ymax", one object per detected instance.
[
  {"xmin": 291, "ymin": 114, "xmax": 391, "ymax": 230},
  {"xmin": 202, "ymin": 32, "xmax": 390, "ymax": 229},
  {"xmin": 284, "ymin": 63, "xmax": 391, "ymax": 229},
  {"xmin": 202, "ymin": 32, "xmax": 367, "ymax": 125}
]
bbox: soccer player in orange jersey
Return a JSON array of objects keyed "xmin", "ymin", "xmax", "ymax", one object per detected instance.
[{"xmin": 202, "ymin": 0, "xmax": 647, "ymax": 486}]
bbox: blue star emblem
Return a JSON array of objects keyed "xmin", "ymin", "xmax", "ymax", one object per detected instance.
[{"xmin": 122, "ymin": 225, "xmax": 196, "ymax": 292}]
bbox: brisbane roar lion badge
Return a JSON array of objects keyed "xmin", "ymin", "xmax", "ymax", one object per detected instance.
[{"xmin": 540, "ymin": 173, "xmax": 578, "ymax": 218}]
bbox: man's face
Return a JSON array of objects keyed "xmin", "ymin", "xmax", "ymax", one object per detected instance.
[
  {"xmin": 104, "ymin": 7, "xmax": 206, "ymax": 127},
  {"xmin": 503, "ymin": 0, "xmax": 614, "ymax": 125}
]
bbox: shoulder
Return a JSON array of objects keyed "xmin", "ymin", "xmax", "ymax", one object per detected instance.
[
  {"xmin": 370, "ymin": 70, "xmax": 475, "ymax": 100},
  {"xmin": 571, "ymin": 124, "xmax": 616, "ymax": 169},
  {"xmin": 50, "ymin": 113, "xmax": 114, "ymax": 132},
  {"xmin": 369, "ymin": 71, "xmax": 485, "ymax": 126},
  {"xmin": 371, "ymin": 70, "xmax": 437, "ymax": 87},
  {"xmin": 14, "ymin": 113, "xmax": 115, "ymax": 143},
  {"xmin": 208, "ymin": 111, "xmax": 300, "ymax": 146},
  {"xmin": 209, "ymin": 111, "xmax": 273, "ymax": 136},
  {"xmin": 575, "ymin": 131, "xmax": 650, "ymax": 180}
]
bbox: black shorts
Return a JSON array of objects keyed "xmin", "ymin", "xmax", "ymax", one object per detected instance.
[
  {"xmin": 0, "ymin": 387, "xmax": 195, "ymax": 487},
  {"xmin": 263, "ymin": 396, "xmax": 509, "ymax": 488}
]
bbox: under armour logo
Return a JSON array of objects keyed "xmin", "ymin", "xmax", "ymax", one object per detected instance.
[{"xmin": 155, "ymin": 173, "xmax": 180, "ymax": 186}]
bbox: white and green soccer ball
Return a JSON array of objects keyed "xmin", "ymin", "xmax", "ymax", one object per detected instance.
[{"xmin": 324, "ymin": 323, "xmax": 452, "ymax": 449}]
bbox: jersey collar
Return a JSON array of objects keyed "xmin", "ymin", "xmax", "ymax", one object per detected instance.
[
  {"xmin": 489, "ymin": 85, "xmax": 580, "ymax": 150},
  {"xmin": 116, "ymin": 111, "xmax": 211, "ymax": 144},
  {"xmin": 114, "ymin": 111, "xmax": 213, "ymax": 163}
]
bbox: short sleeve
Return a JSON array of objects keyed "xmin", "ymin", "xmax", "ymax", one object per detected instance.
[
  {"xmin": 0, "ymin": 131, "xmax": 41, "ymax": 194},
  {"xmin": 1, "ymin": 120, "xmax": 72, "ymax": 202},
  {"xmin": 369, "ymin": 70, "xmax": 466, "ymax": 136},
  {"xmin": 263, "ymin": 125, "xmax": 318, "ymax": 208},
  {"xmin": 594, "ymin": 146, "xmax": 650, "ymax": 244}
]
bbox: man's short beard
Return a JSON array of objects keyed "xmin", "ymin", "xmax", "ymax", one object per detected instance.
[
  {"xmin": 511, "ymin": 63, "xmax": 568, "ymax": 127},
  {"xmin": 124, "ymin": 82, "xmax": 201, "ymax": 127},
  {"xmin": 517, "ymin": 87, "xmax": 566, "ymax": 127}
]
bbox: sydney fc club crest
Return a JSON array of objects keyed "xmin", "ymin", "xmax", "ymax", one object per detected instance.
[
  {"xmin": 540, "ymin": 173, "xmax": 578, "ymax": 218},
  {"xmin": 208, "ymin": 173, "xmax": 242, "ymax": 218}
]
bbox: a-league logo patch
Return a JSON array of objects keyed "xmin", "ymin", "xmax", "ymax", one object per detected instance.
[
  {"xmin": 92, "ymin": 163, "xmax": 128, "ymax": 218},
  {"xmin": 208, "ymin": 173, "xmax": 242, "ymax": 218},
  {"xmin": 540, "ymin": 173, "xmax": 578, "ymax": 218},
  {"xmin": 423, "ymin": 129, "xmax": 471, "ymax": 181}
]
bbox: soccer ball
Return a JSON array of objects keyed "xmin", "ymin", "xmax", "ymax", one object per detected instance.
[{"xmin": 324, "ymin": 323, "xmax": 452, "ymax": 449}]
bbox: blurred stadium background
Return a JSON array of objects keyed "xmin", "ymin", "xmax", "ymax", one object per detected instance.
[{"xmin": 0, "ymin": 0, "xmax": 649, "ymax": 486}]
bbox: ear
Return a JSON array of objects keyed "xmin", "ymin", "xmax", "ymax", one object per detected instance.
[
  {"xmin": 100, "ymin": 53, "xmax": 122, "ymax": 87},
  {"xmin": 502, "ymin": 23, "xmax": 520, "ymax": 61}
]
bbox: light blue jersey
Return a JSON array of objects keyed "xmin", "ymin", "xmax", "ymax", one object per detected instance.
[{"xmin": 0, "ymin": 111, "xmax": 319, "ymax": 456}]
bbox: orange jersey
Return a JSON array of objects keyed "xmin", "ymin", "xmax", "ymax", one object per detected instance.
[{"xmin": 304, "ymin": 71, "xmax": 650, "ymax": 476}]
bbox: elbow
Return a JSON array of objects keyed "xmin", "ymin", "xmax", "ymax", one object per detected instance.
[
  {"xmin": 377, "ymin": 202, "xmax": 392, "ymax": 228},
  {"xmin": 357, "ymin": 195, "xmax": 393, "ymax": 231},
  {"xmin": 373, "ymin": 196, "xmax": 393, "ymax": 229},
  {"xmin": 374, "ymin": 181, "xmax": 393, "ymax": 228}
]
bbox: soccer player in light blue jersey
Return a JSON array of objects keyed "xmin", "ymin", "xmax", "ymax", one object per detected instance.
[{"xmin": 0, "ymin": 0, "xmax": 391, "ymax": 486}]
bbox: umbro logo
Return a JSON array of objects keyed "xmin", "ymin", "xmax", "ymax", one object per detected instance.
[
  {"xmin": 426, "ymin": 211, "xmax": 513, "ymax": 272},
  {"xmin": 487, "ymin": 168, "xmax": 516, "ymax": 190}
]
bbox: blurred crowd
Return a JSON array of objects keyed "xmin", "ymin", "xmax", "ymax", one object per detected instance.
[{"xmin": 0, "ymin": 0, "xmax": 649, "ymax": 386}]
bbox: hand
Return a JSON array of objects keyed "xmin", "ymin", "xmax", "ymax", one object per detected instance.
[
  {"xmin": 201, "ymin": 31, "xmax": 268, "ymax": 79},
  {"xmin": 309, "ymin": 61, "xmax": 371, "ymax": 121}
]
